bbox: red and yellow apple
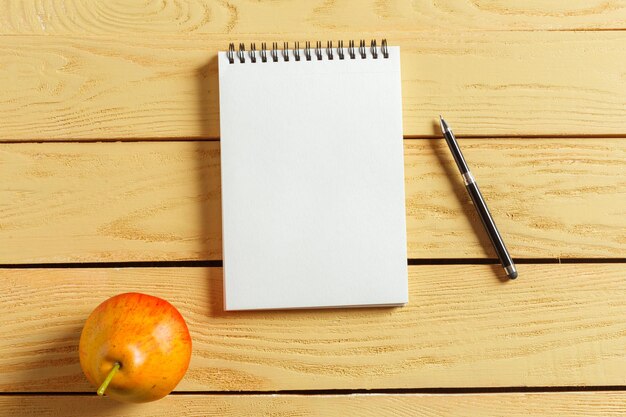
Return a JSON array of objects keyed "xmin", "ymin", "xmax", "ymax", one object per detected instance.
[{"xmin": 79, "ymin": 292, "xmax": 192, "ymax": 403}]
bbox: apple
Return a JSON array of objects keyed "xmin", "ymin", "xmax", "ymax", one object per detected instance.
[{"xmin": 79, "ymin": 292, "xmax": 192, "ymax": 403}]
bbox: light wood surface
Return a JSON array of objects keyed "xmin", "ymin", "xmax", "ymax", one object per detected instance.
[
  {"xmin": 3, "ymin": 393, "xmax": 626, "ymax": 417},
  {"xmin": 0, "ymin": 31, "xmax": 625, "ymax": 141},
  {"xmin": 1, "ymin": 0, "xmax": 625, "ymax": 34},
  {"xmin": 2, "ymin": 0, "xmax": 625, "ymax": 413},
  {"xmin": 2, "ymin": 139, "xmax": 623, "ymax": 263},
  {"xmin": 2, "ymin": 264, "xmax": 625, "ymax": 392}
]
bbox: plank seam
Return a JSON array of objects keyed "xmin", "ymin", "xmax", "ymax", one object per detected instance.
[
  {"xmin": 2, "ymin": 134, "xmax": 626, "ymax": 143},
  {"xmin": 0, "ymin": 28, "xmax": 623, "ymax": 39},
  {"xmin": 3, "ymin": 386, "xmax": 626, "ymax": 397},
  {"xmin": 1, "ymin": 258, "xmax": 625, "ymax": 269}
]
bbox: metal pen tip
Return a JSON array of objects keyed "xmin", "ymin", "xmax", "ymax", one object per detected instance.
[
  {"xmin": 439, "ymin": 115, "xmax": 450, "ymax": 134},
  {"xmin": 505, "ymin": 264, "xmax": 518, "ymax": 280}
]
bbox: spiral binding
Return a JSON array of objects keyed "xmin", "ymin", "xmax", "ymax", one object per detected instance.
[{"xmin": 227, "ymin": 39, "xmax": 389, "ymax": 64}]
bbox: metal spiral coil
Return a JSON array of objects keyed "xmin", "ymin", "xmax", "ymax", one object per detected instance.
[
  {"xmin": 294, "ymin": 42, "xmax": 300, "ymax": 61},
  {"xmin": 237, "ymin": 43, "xmax": 245, "ymax": 63},
  {"xmin": 249, "ymin": 43, "xmax": 256, "ymax": 63},
  {"xmin": 348, "ymin": 40, "xmax": 355, "ymax": 59},
  {"xmin": 371, "ymin": 40, "xmax": 378, "ymax": 59},
  {"xmin": 226, "ymin": 39, "xmax": 389, "ymax": 64}
]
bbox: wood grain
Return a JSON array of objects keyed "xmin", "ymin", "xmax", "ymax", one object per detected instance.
[
  {"xmin": 0, "ymin": 31, "xmax": 624, "ymax": 140},
  {"xmin": 2, "ymin": 264, "xmax": 625, "ymax": 392},
  {"xmin": 1, "ymin": 0, "xmax": 625, "ymax": 34},
  {"xmin": 2, "ymin": 393, "xmax": 626, "ymax": 417},
  {"xmin": 1, "ymin": 139, "xmax": 623, "ymax": 263}
]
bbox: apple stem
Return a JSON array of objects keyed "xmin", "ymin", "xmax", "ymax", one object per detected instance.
[{"xmin": 97, "ymin": 362, "xmax": 121, "ymax": 396}]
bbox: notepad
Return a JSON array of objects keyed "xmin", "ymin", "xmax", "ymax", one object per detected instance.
[{"xmin": 218, "ymin": 40, "xmax": 407, "ymax": 310}]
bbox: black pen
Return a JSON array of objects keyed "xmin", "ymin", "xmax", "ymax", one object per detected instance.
[{"xmin": 439, "ymin": 116, "xmax": 518, "ymax": 279}]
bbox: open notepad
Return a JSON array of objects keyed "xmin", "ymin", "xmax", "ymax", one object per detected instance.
[{"xmin": 218, "ymin": 40, "xmax": 407, "ymax": 310}]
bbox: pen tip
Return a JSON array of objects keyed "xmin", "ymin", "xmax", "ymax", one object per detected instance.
[
  {"xmin": 505, "ymin": 265, "xmax": 518, "ymax": 279},
  {"xmin": 439, "ymin": 116, "xmax": 448, "ymax": 134}
]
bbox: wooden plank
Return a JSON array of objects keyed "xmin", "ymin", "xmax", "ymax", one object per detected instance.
[
  {"xmin": 0, "ymin": 31, "xmax": 624, "ymax": 140},
  {"xmin": 1, "ymin": 0, "xmax": 625, "ymax": 34},
  {"xmin": 2, "ymin": 393, "xmax": 626, "ymax": 417},
  {"xmin": 1, "ymin": 264, "xmax": 625, "ymax": 392},
  {"xmin": 1, "ymin": 140, "xmax": 624, "ymax": 263}
]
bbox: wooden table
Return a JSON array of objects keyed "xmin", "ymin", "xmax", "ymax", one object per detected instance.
[{"xmin": 1, "ymin": 1, "xmax": 625, "ymax": 415}]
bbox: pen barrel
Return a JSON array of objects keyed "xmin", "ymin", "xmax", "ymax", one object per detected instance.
[
  {"xmin": 443, "ymin": 131, "xmax": 470, "ymax": 174},
  {"xmin": 465, "ymin": 182, "xmax": 514, "ymax": 268}
]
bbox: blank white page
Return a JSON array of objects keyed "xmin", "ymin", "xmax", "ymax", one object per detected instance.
[{"xmin": 218, "ymin": 45, "xmax": 407, "ymax": 310}]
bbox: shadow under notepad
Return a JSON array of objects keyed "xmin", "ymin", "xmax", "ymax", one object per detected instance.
[{"xmin": 195, "ymin": 55, "xmax": 226, "ymax": 316}]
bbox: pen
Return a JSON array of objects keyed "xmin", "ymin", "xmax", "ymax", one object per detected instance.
[{"xmin": 439, "ymin": 116, "xmax": 518, "ymax": 280}]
